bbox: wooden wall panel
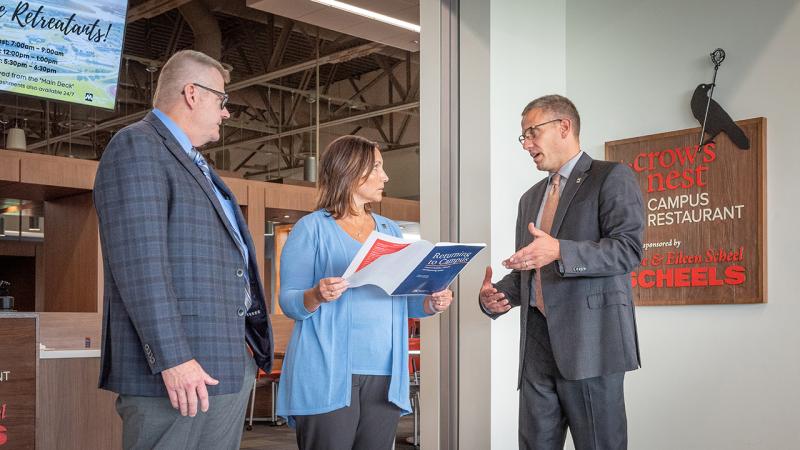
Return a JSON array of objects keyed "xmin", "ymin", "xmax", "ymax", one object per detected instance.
[
  {"xmin": 0, "ymin": 315, "xmax": 37, "ymax": 450},
  {"xmin": 270, "ymin": 313, "xmax": 294, "ymax": 354},
  {"xmin": 0, "ymin": 150, "xmax": 20, "ymax": 182},
  {"xmin": 19, "ymin": 153, "xmax": 97, "ymax": 190},
  {"xmin": 264, "ymin": 184, "xmax": 317, "ymax": 212},
  {"xmin": 378, "ymin": 197, "xmax": 420, "ymax": 222},
  {"xmin": 35, "ymin": 244, "xmax": 45, "ymax": 311},
  {"xmin": 246, "ymin": 184, "xmax": 267, "ymax": 307},
  {"xmin": 38, "ymin": 357, "xmax": 121, "ymax": 450},
  {"xmin": 43, "ymin": 192, "xmax": 99, "ymax": 312},
  {"xmin": 38, "ymin": 313, "xmax": 102, "ymax": 350},
  {"xmin": 272, "ymin": 224, "xmax": 293, "ymax": 316},
  {"xmin": 224, "ymin": 176, "xmax": 249, "ymax": 205}
]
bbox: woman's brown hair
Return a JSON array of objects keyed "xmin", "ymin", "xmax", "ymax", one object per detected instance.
[{"xmin": 316, "ymin": 135, "xmax": 379, "ymax": 218}]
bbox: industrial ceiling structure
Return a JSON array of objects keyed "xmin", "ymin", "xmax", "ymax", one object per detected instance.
[
  {"xmin": 0, "ymin": 0, "xmax": 420, "ymax": 236},
  {"xmin": 0, "ymin": 0, "xmax": 420, "ymax": 185}
]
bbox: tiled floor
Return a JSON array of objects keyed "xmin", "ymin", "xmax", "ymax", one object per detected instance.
[{"xmin": 240, "ymin": 415, "xmax": 418, "ymax": 449}]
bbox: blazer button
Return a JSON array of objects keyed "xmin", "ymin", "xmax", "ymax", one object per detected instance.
[
  {"xmin": 236, "ymin": 269, "xmax": 244, "ymax": 277},
  {"xmin": 237, "ymin": 307, "xmax": 246, "ymax": 317}
]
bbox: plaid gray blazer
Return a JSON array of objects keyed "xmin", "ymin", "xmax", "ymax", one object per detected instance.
[{"xmin": 94, "ymin": 111, "xmax": 273, "ymax": 397}]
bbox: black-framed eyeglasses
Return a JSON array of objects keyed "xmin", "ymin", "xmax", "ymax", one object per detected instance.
[
  {"xmin": 518, "ymin": 118, "xmax": 563, "ymax": 144},
  {"xmin": 183, "ymin": 83, "xmax": 229, "ymax": 110}
]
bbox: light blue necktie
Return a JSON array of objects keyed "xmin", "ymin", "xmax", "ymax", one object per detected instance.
[{"xmin": 191, "ymin": 148, "xmax": 253, "ymax": 310}]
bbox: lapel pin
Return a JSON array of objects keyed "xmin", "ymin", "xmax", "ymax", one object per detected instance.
[{"xmin": 575, "ymin": 177, "xmax": 582, "ymax": 183}]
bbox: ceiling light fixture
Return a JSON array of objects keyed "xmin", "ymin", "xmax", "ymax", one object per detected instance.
[{"xmin": 310, "ymin": 0, "xmax": 421, "ymax": 33}]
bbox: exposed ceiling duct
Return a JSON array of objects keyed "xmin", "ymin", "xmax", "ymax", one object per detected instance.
[{"xmin": 178, "ymin": 0, "xmax": 222, "ymax": 60}]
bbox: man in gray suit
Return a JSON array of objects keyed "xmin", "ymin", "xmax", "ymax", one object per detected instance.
[
  {"xmin": 94, "ymin": 50, "xmax": 273, "ymax": 449},
  {"xmin": 480, "ymin": 95, "xmax": 643, "ymax": 450}
]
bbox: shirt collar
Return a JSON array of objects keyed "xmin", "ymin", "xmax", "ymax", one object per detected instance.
[
  {"xmin": 550, "ymin": 150, "xmax": 583, "ymax": 183},
  {"xmin": 152, "ymin": 108, "xmax": 194, "ymax": 156}
]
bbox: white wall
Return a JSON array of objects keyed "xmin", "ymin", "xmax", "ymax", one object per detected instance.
[
  {"xmin": 567, "ymin": 0, "xmax": 800, "ymax": 448},
  {"xmin": 460, "ymin": 0, "xmax": 493, "ymax": 447},
  {"xmin": 488, "ymin": 1, "xmax": 566, "ymax": 449},
  {"xmin": 424, "ymin": 0, "xmax": 800, "ymax": 448},
  {"xmin": 419, "ymin": 0, "xmax": 444, "ymax": 446}
]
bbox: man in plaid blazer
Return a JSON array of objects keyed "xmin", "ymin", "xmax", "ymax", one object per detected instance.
[{"xmin": 94, "ymin": 50, "xmax": 273, "ymax": 449}]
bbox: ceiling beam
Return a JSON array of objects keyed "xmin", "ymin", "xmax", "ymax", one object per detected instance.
[
  {"xmin": 256, "ymin": 82, "xmax": 371, "ymax": 111},
  {"xmin": 332, "ymin": 64, "xmax": 396, "ymax": 115},
  {"xmin": 204, "ymin": 101, "xmax": 419, "ymax": 153},
  {"xmin": 28, "ymin": 111, "xmax": 148, "ymax": 150},
  {"xmin": 228, "ymin": 42, "xmax": 385, "ymax": 91},
  {"xmin": 268, "ymin": 19, "xmax": 294, "ymax": 70},
  {"xmin": 28, "ymin": 42, "xmax": 387, "ymax": 150},
  {"xmin": 284, "ymin": 70, "xmax": 313, "ymax": 127},
  {"xmin": 372, "ymin": 54, "xmax": 407, "ymax": 99},
  {"xmin": 233, "ymin": 151, "xmax": 258, "ymax": 171},
  {"xmin": 348, "ymin": 77, "xmax": 390, "ymax": 144},
  {"xmin": 242, "ymin": 140, "xmax": 419, "ymax": 180}
]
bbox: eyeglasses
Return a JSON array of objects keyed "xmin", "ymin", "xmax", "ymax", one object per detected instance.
[
  {"xmin": 518, "ymin": 118, "xmax": 563, "ymax": 144},
  {"xmin": 183, "ymin": 83, "xmax": 229, "ymax": 110}
]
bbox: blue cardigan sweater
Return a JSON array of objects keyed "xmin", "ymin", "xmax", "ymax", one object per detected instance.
[{"xmin": 276, "ymin": 209, "xmax": 430, "ymax": 424}]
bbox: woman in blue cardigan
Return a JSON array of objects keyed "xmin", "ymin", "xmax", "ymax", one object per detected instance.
[{"xmin": 276, "ymin": 135, "xmax": 452, "ymax": 449}]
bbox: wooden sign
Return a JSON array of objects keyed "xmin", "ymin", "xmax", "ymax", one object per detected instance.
[
  {"xmin": 605, "ymin": 118, "xmax": 766, "ymax": 306},
  {"xmin": 0, "ymin": 315, "xmax": 37, "ymax": 449}
]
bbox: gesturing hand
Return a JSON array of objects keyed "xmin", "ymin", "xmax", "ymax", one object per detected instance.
[
  {"xmin": 161, "ymin": 359, "xmax": 219, "ymax": 417},
  {"xmin": 479, "ymin": 266, "xmax": 510, "ymax": 314},
  {"xmin": 502, "ymin": 223, "xmax": 560, "ymax": 270}
]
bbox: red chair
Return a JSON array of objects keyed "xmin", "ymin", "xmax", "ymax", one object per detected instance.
[{"xmin": 408, "ymin": 318, "xmax": 420, "ymax": 338}]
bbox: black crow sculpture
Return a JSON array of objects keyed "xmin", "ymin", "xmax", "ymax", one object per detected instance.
[{"xmin": 691, "ymin": 83, "xmax": 749, "ymax": 149}]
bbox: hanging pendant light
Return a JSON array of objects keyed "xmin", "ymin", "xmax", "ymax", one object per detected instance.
[{"xmin": 6, "ymin": 125, "xmax": 26, "ymax": 150}]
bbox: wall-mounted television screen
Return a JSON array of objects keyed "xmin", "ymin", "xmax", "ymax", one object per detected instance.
[{"xmin": 0, "ymin": 0, "xmax": 128, "ymax": 110}]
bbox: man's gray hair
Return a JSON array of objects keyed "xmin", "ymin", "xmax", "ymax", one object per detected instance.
[
  {"xmin": 152, "ymin": 50, "xmax": 230, "ymax": 109},
  {"xmin": 521, "ymin": 95, "xmax": 581, "ymax": 138}
]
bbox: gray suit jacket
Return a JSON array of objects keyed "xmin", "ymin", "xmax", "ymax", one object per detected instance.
[
  {"xmin": 94, "ymin": 111, "xmax": 273, "ymax": 397},
  {"xmin": 492, "ymin": 153, "xmax": 643, "ymax": 385}
]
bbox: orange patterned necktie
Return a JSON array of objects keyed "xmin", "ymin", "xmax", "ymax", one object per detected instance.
[{"xmin": 534, "ymin": 174, "xmax": 561, "ymax": 316}]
